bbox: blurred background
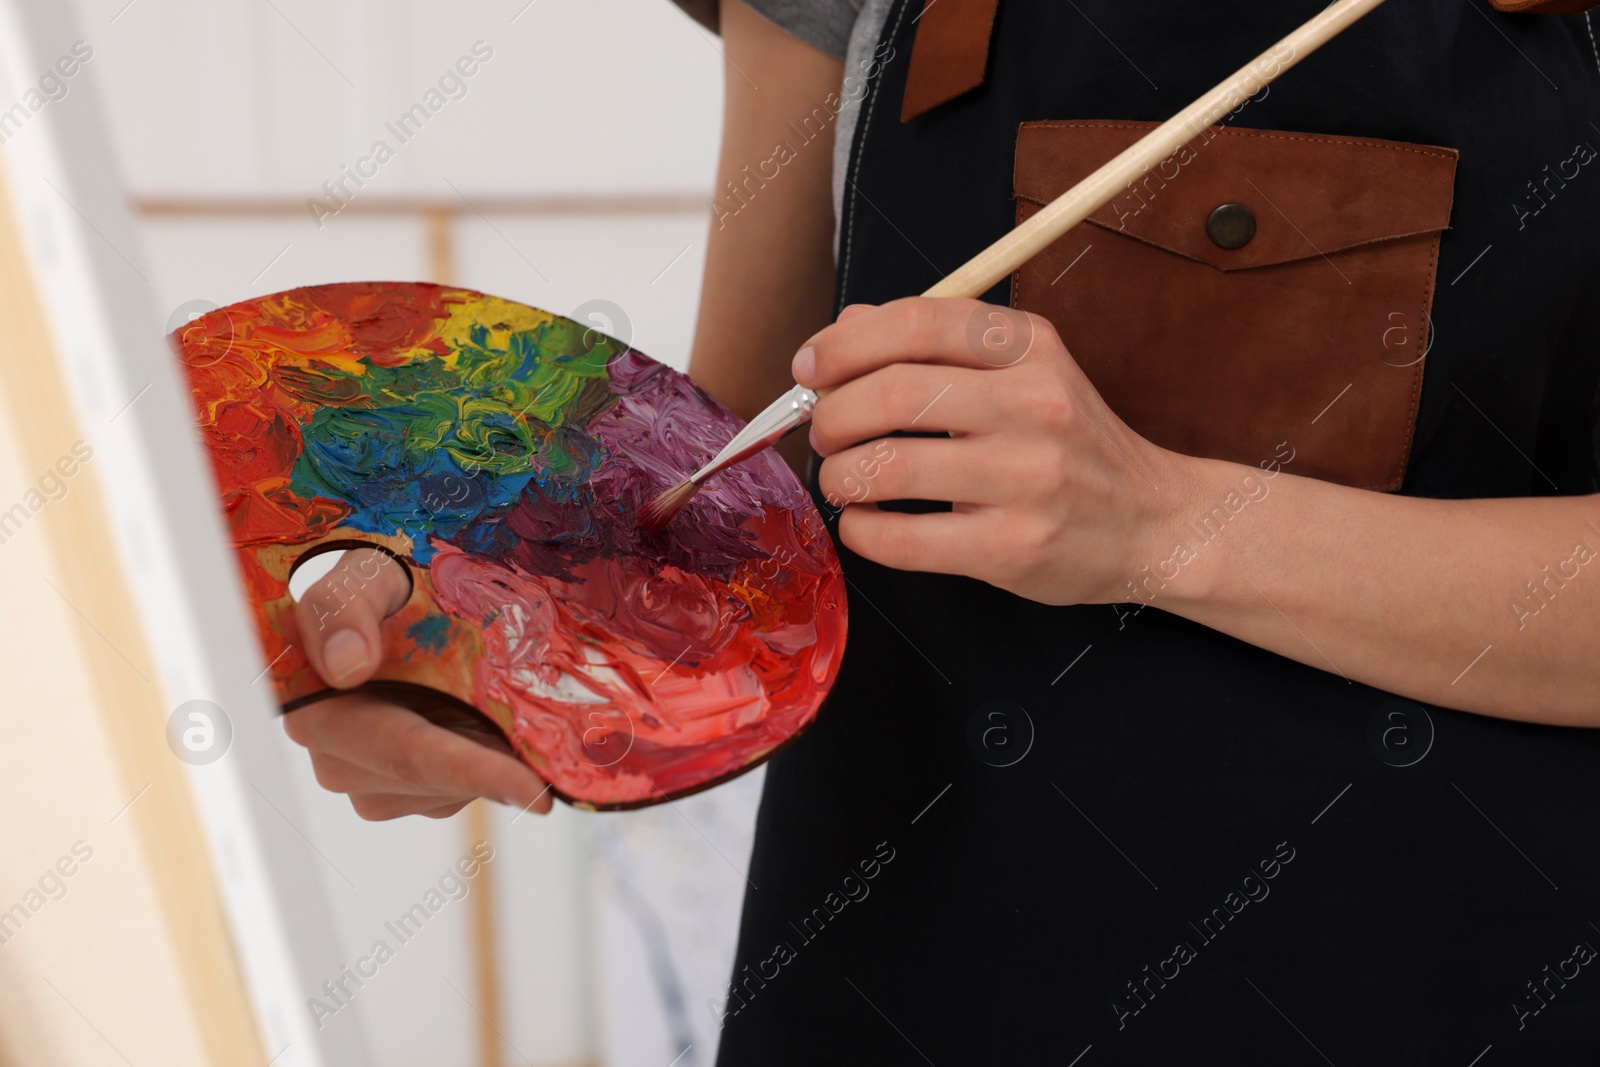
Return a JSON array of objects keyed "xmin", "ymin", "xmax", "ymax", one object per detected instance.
[{"xmin": 0, "ymin": 1, "xmax": 760, "ymax": 1065}]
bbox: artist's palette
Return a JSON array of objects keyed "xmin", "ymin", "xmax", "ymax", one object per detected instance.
[{"xmin": 174, "ymin": 282, "xmax": 845, "ymax": 809}]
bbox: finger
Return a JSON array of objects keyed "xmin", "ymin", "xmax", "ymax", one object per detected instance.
[
  {"xmin": 292, "ymin": 548, "xmax": 413, "ymax": 688},
  {"xmin": 818, "ymin": 437, "xmax": 1012, "ymax": 509},
  {"xmin": 809, "ymin": 363, "xmax": 998, "ymax": 456},
  {"xmin": 419, "ymin": 800, "xmax": 475, "ymax": 820},
  {"xmin": 281, "ymin": 691, "xmax": 411, "ymax": 749},
  {"xmin": 794, "ymin": 297, "xmax": 1045, "ymax": 389},
  {"xmin": 836, "ymin": 303, "xmax": 875, "ymax": 322},
  {"xmin": 285, "ymin": 694, "xmax": 551, "ymax": 813},
  {"xmin": 308, "ymin": 751, "xmax": 448, "ymax": 797},
  {"xmin": 289, "ymin": 697, "xmax": 551, "ymax": 811},
  {"xmin": 836, "ymin": 504, "xmax": 997, "ymax": 576},
  {"xmin": 349, "ymin": 792, "xmax": 474, "ymax": 822}
]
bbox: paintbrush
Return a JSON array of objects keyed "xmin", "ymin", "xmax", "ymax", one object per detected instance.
[
  {"xmin": 639, "ymin": 383, "xmax": 819, "ymax": 532},
  {"xmin": 639, "ymin": 0, "xmax": 1390, "ymax": 534}
]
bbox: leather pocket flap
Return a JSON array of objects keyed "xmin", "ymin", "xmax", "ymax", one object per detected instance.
[
  {"xmin": 1014, "ymin": 121, "xmax": 1458, "ymax": 271},
  {"xmin": 1010, "ymin": 120, "xmax": 1461, "ymax": 492}
]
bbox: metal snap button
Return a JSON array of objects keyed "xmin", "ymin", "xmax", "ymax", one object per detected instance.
[{"xmin": 1206, "ymin": 202, "xmax": 1256, "ymax": 250}]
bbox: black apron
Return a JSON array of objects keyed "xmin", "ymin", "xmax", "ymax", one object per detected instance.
[{"xmin": 717, "ymin": 3, "xmax": 1600, "ymax": 1064}]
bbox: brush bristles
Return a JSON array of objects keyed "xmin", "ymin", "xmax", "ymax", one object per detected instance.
[{"xmin": 638, "ymin": 478, "xmax": 699, "ymax": 535}]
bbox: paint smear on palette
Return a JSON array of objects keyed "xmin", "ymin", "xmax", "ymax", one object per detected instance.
[{"xmin": 173, "ymin": 282, "xmax": 846, "ymax": 809}]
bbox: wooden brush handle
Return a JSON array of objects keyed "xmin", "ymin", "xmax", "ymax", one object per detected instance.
[{"xmin": 922, "ymin": 0, "xmax": 1391, "ymax": 301}]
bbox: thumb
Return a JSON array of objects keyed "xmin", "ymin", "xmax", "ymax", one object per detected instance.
[{"xmin": 292, "ymin": 548, "xmax": 413, "ymax": 688}]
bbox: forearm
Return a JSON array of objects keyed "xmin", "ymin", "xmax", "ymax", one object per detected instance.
[
  {"xmin": 1154, "ymin": 453, "xmax": 1600, "ymax": 725},
  {"xmin": 688, "ymin": 0, "xmax": 840, "ymax": 473}
]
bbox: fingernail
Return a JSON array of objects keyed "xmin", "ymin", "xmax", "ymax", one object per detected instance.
[
  {"xmin": 323, "ymin": 629, "xmax": 370, "ymax": 681},
  {"xmin": 808, "ymin": 425, "xmax": 820, "ymax": 452},
  {"xmin": 792, "ymin": 346, "xmax": 816, "ymax": 385}
]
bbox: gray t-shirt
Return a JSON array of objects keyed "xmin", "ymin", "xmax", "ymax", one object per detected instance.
[{"xmin": 744, "ymin": 0, "xmax": 864, "ymax": 59}]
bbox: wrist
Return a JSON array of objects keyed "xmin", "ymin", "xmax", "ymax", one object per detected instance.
[{"xmin": 1116, "ymin": 451, "xmax": 1242, "ymax": 610}]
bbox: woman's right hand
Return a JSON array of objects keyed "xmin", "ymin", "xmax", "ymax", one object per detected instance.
[{"xmin": 280, "ymin": 548, "xmax": 553, "ymax": 821}]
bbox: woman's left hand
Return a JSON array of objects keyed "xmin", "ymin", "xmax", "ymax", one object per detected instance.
[{"xmin": 799, "ymin": 297, "xmax": 1197, "ymax": 606}]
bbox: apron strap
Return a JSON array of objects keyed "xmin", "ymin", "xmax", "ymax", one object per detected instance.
[{"xmin": 899, "ymin": 0, "xmax": 1598, "ymax": 123}]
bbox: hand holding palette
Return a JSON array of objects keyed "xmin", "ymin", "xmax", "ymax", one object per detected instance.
[{"xmin": 173, "ymin": 281, "xmax": 846, "ymax": 810}]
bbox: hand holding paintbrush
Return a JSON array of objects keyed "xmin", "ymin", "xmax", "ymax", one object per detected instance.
[{"xmin": 640, "ymin": 0, "xmax": 1389, "ymax": 534}]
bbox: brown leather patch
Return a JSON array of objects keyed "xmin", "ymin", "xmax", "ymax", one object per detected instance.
[
  {"xmin": 1012, "ymin": 121, "xmax": 1459, "ymax": 492},
  {"xmin": 901, "ymin": 0, "xmax": 1001, "ymax": 122}
]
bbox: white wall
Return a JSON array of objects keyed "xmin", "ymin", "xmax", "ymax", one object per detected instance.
[
  {"xmin": 33, "ymin": 1, "xmax": 761, "ymax": 1064},
  {"xmin": 76, "ymin": 0, "xmax": 723, "ymax": 199}
]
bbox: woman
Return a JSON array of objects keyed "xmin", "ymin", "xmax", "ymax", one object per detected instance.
[{"xmin": 286, "ymin": 0, "xmax": 1600, "ymax": 1061}]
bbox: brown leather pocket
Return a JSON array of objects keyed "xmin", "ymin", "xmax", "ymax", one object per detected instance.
[{"xmin": 1012, "ymin": 121, "xmax": 1459, "ymax": 491}]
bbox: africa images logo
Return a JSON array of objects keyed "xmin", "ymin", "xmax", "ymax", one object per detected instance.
[{"xmin": 1366, "ymin": 699, "xmax": 1434, "ymax": 769}]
